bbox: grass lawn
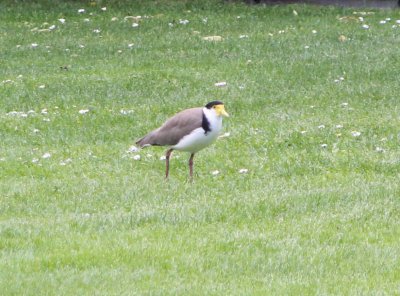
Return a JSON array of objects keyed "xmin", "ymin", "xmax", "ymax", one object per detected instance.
[{"xmin": 1, "ymin": 0, "xmax": 400, "ymax": 294}]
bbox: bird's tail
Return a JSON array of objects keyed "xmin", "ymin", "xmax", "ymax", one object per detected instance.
[{"xmin": 136, "ymin": 131, "xmax": 156, "ymax": 148}]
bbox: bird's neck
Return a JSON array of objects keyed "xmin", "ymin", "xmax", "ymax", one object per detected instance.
[{"xmin": 202, "ymin": 108, "xmax": 222, "ymax": 134}]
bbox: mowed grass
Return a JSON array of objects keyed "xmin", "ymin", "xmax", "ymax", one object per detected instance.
[{"xmin": 1, "ymin": 0, "xmax": 400, "ymax": 294}]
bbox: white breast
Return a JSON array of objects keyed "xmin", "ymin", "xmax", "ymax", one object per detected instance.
[{"xmin": 172, "ymin": 108, "xmax": 222, "ymax": 153}]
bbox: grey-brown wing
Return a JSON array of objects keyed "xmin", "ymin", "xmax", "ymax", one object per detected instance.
[{"xmin": 136, "ymin": 108, "xmax": 203, "ymax": 147}]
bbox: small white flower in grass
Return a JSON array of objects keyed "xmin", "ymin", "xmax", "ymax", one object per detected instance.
[
  {"xmin": 43, "ymin": 118, "xmax": 50, "ymax": 122},
  {"xmin": 211, "ymin": 170, "xmax": 220, "ymax": 176},
  {"xmin": 351, "ymin": 131, "xmax": 361, "ymax": 137},
  {"xmin": 60, "ymin": 158, "xmax": 72, "ymax": 166},
  {"xmin": 128, "ymin": 43, "xmax": 134, "ymax": 48},
  {"xmin": 218, "ymin": 132, "xmax": 231, "ymax": 139},
  {"xmin": 338, "ymin": 35, "xmax": 347, "ymax": 42},
  {"xmin": 239, "ymin": 168, "xmax": 248, "ymax": 174},
  {"xmin": 83, "ymin": 18, "xmax": 90, "ymax": 22},
  {"xmin": 179, "ymin": 19, "xmax": 189, "ymax": 25},
  {"xmin": 293, "ymin": 10, "xmax": 298, "ymax": 16},
  {"xmin": 32, "ymin": 158, "xmax": 39, "ymax": 163},
  {"xmin": 341, "ymin": 102, "xmax": 348, "ymax": 107},
  {"xmin": 49, "ymin": 25, "xmax": 56, "ymax": 30},
  {"xmin": 58, "ymin": 18, "xmax": 66, "ymax": 24},
  {"xmin": 214, "ymin": 81, "xmax": 227, "ymax": 87},
  {"xmin": 358, "ymin": 16, "xmax": 364, "ymax": 22},
  {"xmin": 202, "ymin": 18, "xmax": 208, "ymax": 23},
  {"xmin": 79, "ymin": 109, "xmax": 90, "ymax": 114},
  {"xmin": 38, "ymin": 84, "xmax": 46, "ymax": 89},
  {"xmin": 93, "ymin": 29, "xmax": 101, "ymax": 34},
  {"xmin": 304, "ymin": 45, "xmax": 310, "ymax": 49},
  {"xmin": 111, "ymin": 17, "xmax": 118, "ymax": 21},
  {"xmin": 78, "ymin": 9, "xmax": 85, "ymax": 13},
  {"xmin": 160, "ymin": 155, "xmax": 166, "ymax": 161},
  {"xmin": 202, "ymin": 36, "xmax": 223, "ymax": 41},
  {"xmin": 362, "ymin": 24, "xmax": 370, "ymax": 29},
  {"xmin": 386, "ymin": 18, "xmax": 391, "ymax": 21},
  {"xmin": 101, "ymin": 7, "xmax": 107, "ymax": 11},
  {"xmin": 335, "ymin": 124, "xmax": 343, "ymax": 129},
  {"xmin": 33, "ymin": 128, "xmax": 40, "ymax": 133},
  {"xmin": 0, "ymin": 157, "xmax": 5, "ymax": 162},
  {"xmin": 375, "ymin": 147, "xmax": 385, "ymax": 153},
  {"xmin": 132, "ymin": 23, "xmax": 139, "ymax": 28},
  {"xmin": 41, "ymin": 108, "xmax": 48, "ymax": 114},
  {"xmin": 312, "ymin": 30, "xmax": 317, "ymax": 34},
  {"xmin": 120, "ymin": 109, "xmax": 133, "ymax": 115},
  {"xmin": 79, "ymin": 44, "xmax": 85, "ymax": 48},
  {"xmin": 2, "ymin": 79, "xmax": 14, "ymax": 84},
  {"xmin": 42, "ymin": 152, "xmax": 51, "ymax": 159},
  {"xmin": 380, "ymin": 20, "xmax": 387, "ymax": 24},
  {"xmin": 300, "ymin": 130, "xmax": 307, "ymax": 134},
  {"xmin": 31, "ymin": 43, "xmax": 38, "ymax": 48},
  {"xmin": 239, "ymin": 34, "xmax": 249, "ymax": 39},
  {"xmin": 168, "ymin": 23, "xmax": 174, "ymax": 27},
  {"xmin": 318, "ymin": 125, "xmax": 325, "ymax": 129},
  {"xmin": 127, "ymin": 145, "xmax": 139, "ymax": 153},
  {"xmin": 321, "ymin": 144, "xmax": 328, "ymax": 148},
  {"xmin": 133, "ymin": 155, "xmax": 141, "ymax": 160},
  {"xmin": 396, "ymin": 20, "xmax": 400, "ymax": 24},
  {"xmin": 124, "ymin": 16, "xmax": 142, "ymax": 22}
]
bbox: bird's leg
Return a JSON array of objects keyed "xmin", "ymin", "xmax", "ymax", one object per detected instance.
[
  {"xmin": 165, "ymin": 149, "xmax": 173, "ymax": 179},
  {"xmin": 189, "ymin": 153, "xmax": 195, "ymax": 180}
]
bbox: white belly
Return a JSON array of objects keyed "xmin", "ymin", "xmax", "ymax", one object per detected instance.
[{"xmin": 172, "ymin": 127, "xmax": 220, "ymax": 153}]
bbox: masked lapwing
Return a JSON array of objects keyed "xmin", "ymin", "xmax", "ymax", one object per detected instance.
[{"xmin": 136, "ymin": 101, "xmax": 229, "ymax": 179}]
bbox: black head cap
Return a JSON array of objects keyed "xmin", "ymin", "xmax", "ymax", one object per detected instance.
[{"xmin": 205, "ymin": 101, "xmax": 224, "ymax": 109}]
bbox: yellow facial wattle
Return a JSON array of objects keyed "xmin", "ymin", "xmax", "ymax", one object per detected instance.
[{"xmin": 215, "ymin": 104, "xmax": 229, "ymax": 117}]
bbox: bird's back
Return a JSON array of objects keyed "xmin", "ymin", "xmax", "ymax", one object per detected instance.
[{"xmin": 136, "ymin": 107, "xmax": 203, "ymax": 147}]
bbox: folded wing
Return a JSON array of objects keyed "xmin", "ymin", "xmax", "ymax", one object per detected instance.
[{"xmin": 136, "ymin": 107, "xmax": 203, "ymax": 147}]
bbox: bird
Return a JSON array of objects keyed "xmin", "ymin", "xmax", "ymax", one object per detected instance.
[{"xmin": 136, "ymin": 101, "xmax": 229, "ymax": 179}]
